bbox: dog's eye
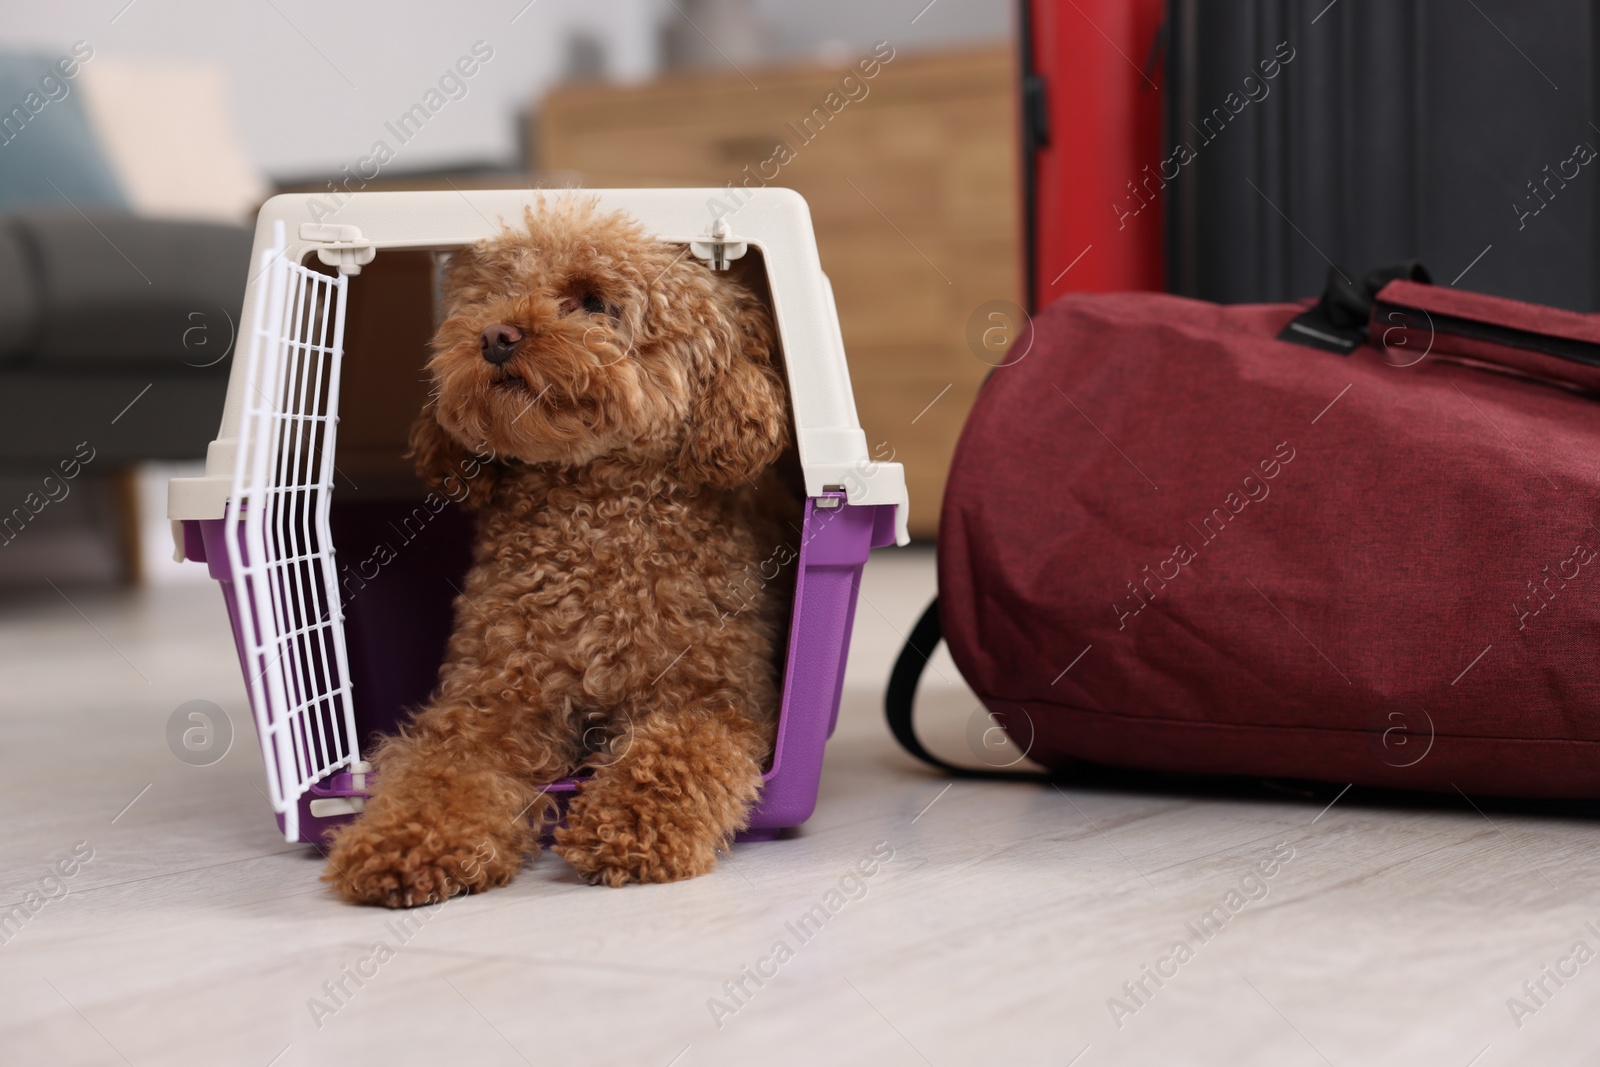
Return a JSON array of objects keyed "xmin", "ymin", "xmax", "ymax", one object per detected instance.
[{"xmin": 581, "ymin": 293, "xmax": 606, "ymax": 316}]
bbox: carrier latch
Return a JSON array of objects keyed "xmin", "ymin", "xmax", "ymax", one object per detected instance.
[
  {"xmin": 690, "ymin": 218, "xmax": 748, "ymax": 271},
  {"xmin": 299, "ymin": 223, "xmax": 377, "ymax": 275}
]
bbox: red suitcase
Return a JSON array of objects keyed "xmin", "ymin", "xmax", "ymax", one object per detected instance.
[{"xmin": 1021, "ymin": 0, "xmax": 1167, "ymax": 308}]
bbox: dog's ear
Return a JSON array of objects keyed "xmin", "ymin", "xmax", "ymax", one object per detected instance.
[
  {"xmin": 676, "ymin": 284, "xmax": 789, "ymax": 490},
  {"xmin": 406, "ymin": 406, "xmax": 502, "ymax": 511}
]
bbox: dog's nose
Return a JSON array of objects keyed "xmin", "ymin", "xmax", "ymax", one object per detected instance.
[{"xmin": 480, "ymin": 324, "xmax": 523, "ymax": 366}]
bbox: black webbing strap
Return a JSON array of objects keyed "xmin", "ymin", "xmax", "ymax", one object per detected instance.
[
  {"xmin": 1277, "ymin": 261, "xmax": 1432, "ymax": 354},
  {"xmin": 884, "ymin": 597, "xmax": 1056, "ymax": 781}
]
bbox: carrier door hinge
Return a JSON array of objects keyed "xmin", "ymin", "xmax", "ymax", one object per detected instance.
[
  {"xmin": 306, "ymin": 760, "xmax": 371, "ymax": 818},
  {"xmin": 299, "ymin": 223, "xmax": 376, "ymax": 275}
]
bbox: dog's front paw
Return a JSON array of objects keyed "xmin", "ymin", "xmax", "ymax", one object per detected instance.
[
  {"xmin": 322, "ymin": 813, "xmax": 523, "ymax": 908},
  {"xmin": 553, "ymin": 791, "xmax": 727, "ymax": 887}
]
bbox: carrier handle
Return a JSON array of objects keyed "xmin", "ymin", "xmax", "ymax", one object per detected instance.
[{"xmin": 885, "ymin": 598, "xmax": 1056, "ymax": 781}]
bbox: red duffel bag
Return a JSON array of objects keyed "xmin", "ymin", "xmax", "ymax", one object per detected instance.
[{"xmin": 888, "ymin": 266, "xmax": 1600, "ymax": 798}]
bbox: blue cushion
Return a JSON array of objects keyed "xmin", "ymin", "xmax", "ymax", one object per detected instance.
[{"xmin": 0, "ymin": 51, "xmax": 126, "ymax": 213}]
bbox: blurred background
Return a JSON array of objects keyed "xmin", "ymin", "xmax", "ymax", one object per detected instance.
[
  {"xmin": 1, "ymin": 0, "xmax": 1593, "ymax": 588},
  {"xmin": 0, "ymin": 0, "xmax": 1015, "ymax": 589}
]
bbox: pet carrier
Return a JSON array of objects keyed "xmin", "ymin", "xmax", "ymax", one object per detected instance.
[{"xmin": 168, "ymin": 189, "xmax": 908, "ymax": 844}]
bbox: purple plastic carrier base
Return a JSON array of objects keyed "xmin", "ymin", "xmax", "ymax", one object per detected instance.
[{"xmin": 185, "ymin": 491, "xmax": 896, "ymax": 847}]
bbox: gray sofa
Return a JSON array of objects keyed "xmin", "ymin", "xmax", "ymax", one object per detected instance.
[{"xmin": 0, "ymin": 210, "xmax": 250, "ymax": 469}]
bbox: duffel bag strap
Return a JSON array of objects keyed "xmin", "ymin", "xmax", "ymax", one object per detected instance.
[
  {"xmin": 1371, "ymin": 278, "xmax": 1600, "ymax": 392},
  {"xmin": 885, "ymin": 597, "xmax": 1056, "ymax": 781},
  {"xmin": 1277, "ymin": 261, "xmax": 1432, "ymax": 353}
]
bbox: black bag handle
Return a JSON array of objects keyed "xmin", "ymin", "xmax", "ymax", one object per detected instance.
[
  {"xmin": 885, "ymin": 597, "xmax": 1056, "ymax": 781},
  {"xmin": 1281, "ymin": 260, "xmax": 1600, "ymax": 390}
]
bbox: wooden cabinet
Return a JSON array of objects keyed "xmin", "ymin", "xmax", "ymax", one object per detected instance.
[{"xmin": 538, "ymin": 46, "xmax": 1021, "ymax": 538}]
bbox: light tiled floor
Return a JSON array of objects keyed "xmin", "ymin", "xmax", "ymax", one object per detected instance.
[{"xmin": 2, "ymin": 547, "xmax": 1598, "ymax": 1066}]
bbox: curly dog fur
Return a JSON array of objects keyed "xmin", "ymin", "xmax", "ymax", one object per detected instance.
[{"xmin": 324, "ymin": 199, "xmax": 797, "ymax": 906}]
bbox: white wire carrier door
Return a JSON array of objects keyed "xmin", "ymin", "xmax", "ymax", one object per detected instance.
[{"xmin": 225, "ymin": 221, "xmax": 359, "ymax": 842}]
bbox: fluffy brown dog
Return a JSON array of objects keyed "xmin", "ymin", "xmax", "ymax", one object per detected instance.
[{"xmin": 324, "ymin": 199, "xmax": 797, "ymax": 905}]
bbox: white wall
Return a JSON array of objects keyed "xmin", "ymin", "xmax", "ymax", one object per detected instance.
[
  {"xmin": 1, "ymin": 0, "xmax": 1008, "ymax": 180},
  {"xmin": 753, "ymin": 0, "xmax": 1011, "ymax": 63},
  {"xmin": 1, "ymin": 0, "xmax": 661, "ymax": 178}
]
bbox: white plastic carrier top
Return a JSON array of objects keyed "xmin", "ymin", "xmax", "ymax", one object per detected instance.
[{"xmin": 169, "ymin": 187, "xmax": 910, "ymax": 543}]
